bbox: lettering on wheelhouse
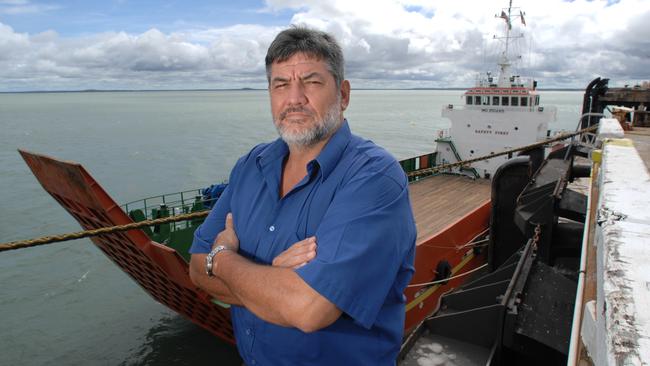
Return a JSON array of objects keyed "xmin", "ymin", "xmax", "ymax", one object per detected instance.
[
  {"xmin": 475, "ymin": 129, "xmax": 509, "ymax": 135},
  {"xmin": 481, "ymin": 108, "xmax": 505, "ymax": 113}
]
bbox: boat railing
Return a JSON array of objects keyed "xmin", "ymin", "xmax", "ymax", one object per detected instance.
[
  {"xmin": 576, "ymin": 112, "xmax": 605, "ymax": 147},
  {"xmin": 568, "ymin": 118, "xmax": 650, "ymax": 365},
  {"xmin": 443, "ymin": 139, "xmax": 480, "ymax": 179},
  {"xmin": 434, "ymin": 128, "xmax": 451, "ymax": 140},
  {"xmin": 121, "ymin": 189, "xmax": 214, "ymax": 232},
  {"xmin": 400, "ymin": 152, "xmax": 437, "ymax": 181},
  {"xmin": 452, "ymin": 103, "xmax": 554, "ymax": 114}
]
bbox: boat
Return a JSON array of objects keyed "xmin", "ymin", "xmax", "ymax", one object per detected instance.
[
  {"xmin": 434, "ymin": 1, "xmax": 556, "ymax": 179},
  {"xmin": 16, "ymin": 84, "xmax": 650, "ymax": 365},
  {"xmin": 399, "ymin": 113, "xmax": 650, "ymax": 366},
  {"xmin": 12, "ymin": 2, "xmax": 650, "ymax": 365},
  {"xmin": 12, "ymin": 0, "xmax": 562, "ymax": 359},
  {"xmin": 16, "ymin": 146, "xmax": 493, "ymax": 346}
]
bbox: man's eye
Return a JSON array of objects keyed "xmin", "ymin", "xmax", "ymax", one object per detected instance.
[{"xmin": 274, "ymin": 83, "xmax": 287, "ymax": 89}]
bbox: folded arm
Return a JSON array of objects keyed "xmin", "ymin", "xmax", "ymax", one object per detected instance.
[
  {"xmin": 213, "ymin": 249, "xmax": 341, "ymax": 333},
  {"xmin": 188, "ymin": 216, "xmax": 333, "ymax": 332},
  {"xmin": 189, "ymin": 255, "xmax": 242, "ymax": 305}
]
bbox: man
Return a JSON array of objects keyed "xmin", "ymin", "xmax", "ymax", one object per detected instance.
[{"xmin": 189, "ymin": 26, "xmax": 416, "ymax": 365}]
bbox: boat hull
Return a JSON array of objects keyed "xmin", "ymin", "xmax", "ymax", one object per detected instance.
[{"xmin": 404, "ymin": 199, "xmax": 491, "ymax": 332}]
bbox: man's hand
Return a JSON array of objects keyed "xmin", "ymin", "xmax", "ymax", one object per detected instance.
[
  {"xmin": 213, "ymin": 212, "xmax": 240, "ymax": 252},
  {"xmin": 213, "ymin": 212, "xmax": 317, "ymax": 269},
  {"xmin": 272, "ymin": 237, "xmax": 317, "ymax": 269}
]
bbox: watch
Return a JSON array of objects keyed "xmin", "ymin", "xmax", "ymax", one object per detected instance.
[{"xmin": 205, "ymin": 245, "xmax": 230, "ymax": 277}]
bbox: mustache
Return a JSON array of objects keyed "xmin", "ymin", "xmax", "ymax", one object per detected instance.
[{"xmin": 279, "ymin": 106, "xmax": 314, "ymax": 121}]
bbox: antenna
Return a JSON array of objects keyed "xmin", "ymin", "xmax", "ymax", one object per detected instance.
[
  {"xmin": 504, "ymin": 0, "xmax": 512, "ymax": 63},
  {"xmin": 494, "ymin": 0, "xmax": 525, "ymax": 87}
]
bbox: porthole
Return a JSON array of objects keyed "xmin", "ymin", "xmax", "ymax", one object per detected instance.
[{"xmin": 514, "ymin": 127, "xmax": 519, "ymax": 131}]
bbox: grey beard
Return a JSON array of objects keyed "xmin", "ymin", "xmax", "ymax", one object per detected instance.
[{"xmin": 275, "ymin": 101, "xmax": 342, "ymax": 147}]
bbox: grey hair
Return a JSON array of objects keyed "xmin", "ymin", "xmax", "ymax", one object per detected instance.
[{"xmin": 265, "ymin": 25, "xmax": 345, "ymax": 88}]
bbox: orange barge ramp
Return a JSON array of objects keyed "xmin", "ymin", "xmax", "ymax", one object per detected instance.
[{"xmin": 19, "ymin": 150, "xmax": 491, "ymax": 343}]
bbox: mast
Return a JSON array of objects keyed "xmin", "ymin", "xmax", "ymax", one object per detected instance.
[
  {"xmin": 505, "ymin": 0, "xmax": 512, "ymax": 60},
  {"xmin": 497, "ymin": 0, "xmax": 513, "ymax": 87}
]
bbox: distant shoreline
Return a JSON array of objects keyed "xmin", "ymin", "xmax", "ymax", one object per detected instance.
[{"xmin": 0, "ymin": 87, "xmax": 585, "ymax": 94}]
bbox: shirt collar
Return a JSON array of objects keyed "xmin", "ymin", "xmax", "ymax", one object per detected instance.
[
  {"xmin": 256, "ymin": 136, "xmax": 289, "ymax": 170},
  {"xmin": 315, "ymin": 119, "xmax": 351, "ymax": 181},
  {"xmin": 256, "ymin": 119, "xmax": 352, "ymax": 181}
]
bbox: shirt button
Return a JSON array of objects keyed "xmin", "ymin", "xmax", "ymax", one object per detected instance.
[
  {"xmin": 269, "ymin": 225, "xmax": 275, "ymax": 232},
  {"xmin": 251, "ymin": 360, "xmax": 256, "ymax": 365},
  {"xmin": 245, "ymin": 328, "xmax": 251, "ymax": 336}
]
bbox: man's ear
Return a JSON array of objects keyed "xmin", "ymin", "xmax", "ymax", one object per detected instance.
[{"xmin": 340, "ymin": 80, "xmax": 351, "ymax": 111}]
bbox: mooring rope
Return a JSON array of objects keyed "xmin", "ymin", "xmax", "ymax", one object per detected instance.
[
  {"xmin": 407, "ymin": 124, "xmax": 598, "ymax": 178},
  {"xmin": 0, "ymin": 125, "xmax": 597, "ymax": 252},
  {"xmin": 406, "ymin": 224, "xmax": 542, "ymax": 288},
  {"xmin": 0, "ymin": 211, "xmax": 209, "ymax": 252},
  {"xmin": 406, "ymin": 263, "xmax": 489, "ymax": 288}
]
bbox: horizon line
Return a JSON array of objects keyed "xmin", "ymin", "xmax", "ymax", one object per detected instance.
[{"xmin": 0, "ymin": 87, "xmax": 586, "ymax": 94}]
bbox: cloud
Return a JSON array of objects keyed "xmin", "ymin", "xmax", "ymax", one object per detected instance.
[
  {"xmin": 276, "ymin": 0, "xmax": 650, "ymax": 88},
  {"xmin": 0, "ymin": 0, "xmax": 59, "ymax": 14},
  {"xmin": 0, "ymin": 21, "xmax": 29, "ymax": 55},
  {"xmin": 0, "ymin": 0, "xmax": 648, "ymax": 91},
  {"xmin": 0, "ymin": 23, "xmax": 276, "ymax": 90}
]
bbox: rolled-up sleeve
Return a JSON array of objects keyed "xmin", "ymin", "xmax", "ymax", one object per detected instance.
[
  {"xmin": 188, "ymin": 182, "xmax": 234, "ymax": 254},
  {"xmin": 188, "ymin": 151, "xmax": 252, "ymax": 254},
  {"xmin": 295, "ymin": 168, "xmax": 416, "ymax": 329}
]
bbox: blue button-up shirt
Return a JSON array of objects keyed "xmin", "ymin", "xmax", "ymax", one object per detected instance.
[{"xmin": 190, "ymin": 121, "xmax": 416, "ymax": 365}]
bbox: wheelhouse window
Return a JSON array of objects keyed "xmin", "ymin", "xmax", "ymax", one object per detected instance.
[
  {"xmin": 466, "ymin": 95, "xmax": 473, "ymax": 105},
  {"xmin": 535, "ymin": 95, "xmax": 540, "ymax": 105},
  {"xmin": 521, "ymin": 97, "xmax": 528, "ymax": 106},
  {"xmin": 492, "ymin": 96, "xmax": 500, "ymax": 105},
  {"xmin": 475, "ymin": 96, "xmax": 481, "ymax": 105},
  {"xmin": 501, "ymin": 96, "xmax": 509, "ymax": 106},
  {"xmin": 482, "ymin": 96, "xmax": 490, "ymax": 105},
  {"xmin": 511, "ymin": 97, "xmax": 519, "ymax": 106}
]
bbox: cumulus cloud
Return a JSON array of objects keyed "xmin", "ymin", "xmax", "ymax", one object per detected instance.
[
  {"xmin": 278, "ymin": 0, "xmax": 650, "ymax": 88},
  {"xmin": 0, "ymin": 23, "xmax": 275, "ymax": 90},
  {"xmin": 0, "ymin": 0, "xmax": 648, "ymax": 91}
]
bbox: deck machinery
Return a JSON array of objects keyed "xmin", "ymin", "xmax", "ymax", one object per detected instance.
[{"xmin": 400, "ymin": 127, "xmax": 594, "ymax": 365}]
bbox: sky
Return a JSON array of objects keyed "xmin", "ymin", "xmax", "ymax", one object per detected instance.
[{"xmin": 0, "ymin": 0, "xmax": 648, "ymax": 91}]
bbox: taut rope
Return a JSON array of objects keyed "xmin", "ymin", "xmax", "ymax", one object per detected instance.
[
  {"xmin": 407, "ymin": 124, "xmax": 597, "ymax": 178},
  {"xmin": 0, "ymin": 211, "xmax": 209, "ymax": 252},
  {"xmin": 0, "ymin": 126, "xmax": 597, "ymax": 252}
]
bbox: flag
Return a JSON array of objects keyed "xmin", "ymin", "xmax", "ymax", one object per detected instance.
[
  {"xmin": 500, "ymin": 10, "xmax": 512, "ymax": 30},
  {"xmin": 520, "ymin": 10, "xmax": 526, "ymax": 26}
]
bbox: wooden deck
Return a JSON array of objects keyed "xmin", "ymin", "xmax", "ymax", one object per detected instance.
[{"xmin": 408, "ymin": 175, "xmax": 492, "ymax": 243}]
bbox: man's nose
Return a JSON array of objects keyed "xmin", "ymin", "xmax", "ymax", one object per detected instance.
[{"xmin": 286, "ymin": 82, "xmax": 308, "ymax": 106}]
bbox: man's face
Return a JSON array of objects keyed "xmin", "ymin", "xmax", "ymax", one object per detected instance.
[{"xmin": 269, "ymin": 52, "xmax": 350, "ymax": 147}]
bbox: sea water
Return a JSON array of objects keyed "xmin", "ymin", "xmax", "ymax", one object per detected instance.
[{"xmin": 0, "ymin": 89, "xmax": 583, "ymax": 365}]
